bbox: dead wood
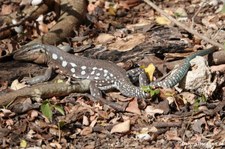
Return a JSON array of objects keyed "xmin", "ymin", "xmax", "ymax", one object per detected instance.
[
  {"xmin": 28, "ymin": 0, "xmax": 87, "ymax": 45},
  {"xmin": 0, "ymin": 80, "xmax": 90, "ymax": 106}
]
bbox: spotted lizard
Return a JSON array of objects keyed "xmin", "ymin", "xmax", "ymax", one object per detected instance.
[{"xmin": 13, "ymin": 44, "xmax": 217, "ymax": 98}]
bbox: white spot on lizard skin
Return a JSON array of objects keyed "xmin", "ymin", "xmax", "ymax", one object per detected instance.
[
  {"xmin": 104, "ymin": 73, "xmax": 108, "ymax": 77},
  {"xmin": 52, "ymin": 53, "xmax": 58, "ymax": 60},
  {"xmin": 103, "ymin": 69, "xmax": 108, "ymax": 73},
  {"xmin": 70, "ymin": 62, "xmax": 77, "ymax": 67},
  {"xmin": 62, "ymin": 61, "xmax": 68, "ymax": 67},
  {"xmin": 81, "ymin": 71, "xmax": 86, "ymax": 75},
  {"xmin": 110, "ymin": 73, "xmax": 113, "ymax": 77},
  {"xmin": 72, "ymin": 74, "xmax": 77, "ymax": 77},
  {"xmin": 81, "ymin": 66, "xmax": 87, "ymax": 70},
  {"xmin": 91, "ymin": 71, "xmax": 95, "ymax": 75},
  {"xmin": 60, "ymin": 56, "xmax": 63, "ymax": 60},
  {"xmin": 99, "ymin": 68, "xmax": 103, "ymax": 71},
  {"xmin": 94, "ymin": 77, "xmax": 99, "ymax": 79},
  {"xmin": 71, "ymin": 68, "xmax": 75, "ymax": 73},
  {"xmin": 93, "ymin": 67, "xmax": 97, "ymax": 70},
  {"xmin": 96, "ymin": 73, "xmax": 101, "ymax": 76},
  {"xmin": 106, "ymin": 76, "xmax": 110, "ymax": 79}
]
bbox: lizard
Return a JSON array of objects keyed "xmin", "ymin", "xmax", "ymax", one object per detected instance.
[{"xmin": 13, "ymin": 43, "xmax": 217, "ymax": 99}]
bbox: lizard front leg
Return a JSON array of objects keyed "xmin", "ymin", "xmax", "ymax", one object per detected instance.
[{"xmin": 22, "ymin": 66, "xmax": 53, "ymax": 85}]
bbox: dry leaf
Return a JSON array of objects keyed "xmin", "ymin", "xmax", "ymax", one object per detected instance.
[
  {"xmin": 165, "ymin": 129, "xmax": 182, "ymax": 141},
  {"xmin": 108, "ymin": 92, "xmax": 133, "ymax": 101},
  {"xmin": 136, "ymin": 133, "xmax": 151, "ymax": 141},
  {"xmin": 145, "ymin": 106, "xmax": 164, "ymax": 116},
  {"xmin": 108, "ymin": 6, "xmax": 116, "ymax": 15},
  {"xmin": 144, "ymin": 64, "xmax": 155, "ymax": 81},
  {"xmin": 111, "ymin": 119, "xmax": 130, "ymax": 133},
  {"xmin": 108, "ymin": 33, "xmax": 145, "ymax": 51},
  {"xmin": 82, "ymin": 115, "xmax": 89, "ymax": 126},
  {"xmin": 155, "ymin": 16, "xmax": 171, "ymax": 25},
  {"xmin": 175, "ymin": 8, "xmax": 187, "ymax": 17},
  {"xmin": 96, "ymin": 33, "xmax": 114, "ymax": 44},
  {"xmin": 28, "ymin": 110, "xmax": 39, "ymax": 121},
  {"xmin": 38, "ymin": 23, "xmax": 49, "ymax": 34},
  {"xmin": 192, "ymin": 118, "xmax": 207, "ymax": 133},
  {"xmin": 1, "ymin": 4, "xmax": 13, "ymax": 15},
  {"xmin": 126, "ymin": 98, "xmax": 141, "ymax": 115},
  {"xmin": 10, "ymin": 79, "xmax": 27, "ymax": 90},
  {"xmin": 80, "ymin": 127, "xmax": 93, "ymax": 135},
  {"xmin": 50, "ymin": 142, "xmax": 62, "ymax": 148},
  {"xmin": 211, "ymin": 64, "xmax": 225, "ymax": 72},
  {"xmin": 180, "ymin": 92, "xmax": 196, "ymax": 105}
]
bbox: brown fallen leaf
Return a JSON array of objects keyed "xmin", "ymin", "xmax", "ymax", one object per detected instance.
[
  {"xmin": 111, "ymin": 119, "xmax": 130, "ymax": 133},
  {"xmin": 126, "ymin": 98, "xmax": 141, "ymax": 115},
  {"xmin": 28, "ymin": 110, "xmax": 39, "ymax": 121},
  {"xmin": 145, "ymin": 106, "xmax": 164, "ymax": 116},
  {"xmin": 95, "ymin": 33, "xmax": 115, "ymax": 44},
  {"xmin": 49, "ymin": 141, "xmax": 62, "ymax": 148},
  {"xmin": 1, "ymin": 4, "xmax": 13, "ymax": 15},
  {"xmin": 108, "ymin": 33, "xmax": 145, "ymax": 51},
  {"xmin": 82, "ymin": 115, "xmax": 89, "ymax": 126},
  {"xmin": 179, "ymin": 92, "xmax": 196, "ymax": 105},
  {"xmin": 210, "ymin": 64, "xmax": 225, "ymax": 72},
  {"xmin": 10, "ymin": 79, "xmax": 28, "ymax": 90},
  {"xmin": 165, "ymin": 129, "xmax": 182, "ymax": 141},
  {"xmin": 192, "ymin": 117, "xmax": 207, "ymax": 133},
  {"xmin": 80, "ymin": 127, "xmax": 93, "ymax": 136}
]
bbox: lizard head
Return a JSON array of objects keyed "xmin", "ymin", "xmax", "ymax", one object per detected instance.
[{"xmin": 13, "ymin": 43, "xmax": 49, "ymax": 64}]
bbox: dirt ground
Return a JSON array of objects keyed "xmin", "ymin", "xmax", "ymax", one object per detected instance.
[{"xmin": 0, "ymin": 0, "xmax": 225, "ymax": 148}]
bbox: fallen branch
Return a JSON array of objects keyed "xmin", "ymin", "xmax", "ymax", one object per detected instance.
[
  {"xmin": 0, "ymin": 80, "xmax": 126, "ymax": 111},
  {"xmin": 0, "ymin": 80, "xmax": 90, "ymax": 106},
  {"xmin": 143, "ymin": 0, "xmax": 224, "ymax": 50},
  {"xmin": 28, "ymin": 0, "xmax": 87, "ymax": 45}
]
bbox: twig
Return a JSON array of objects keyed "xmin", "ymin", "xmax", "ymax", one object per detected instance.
[
  {"xmin": 191, "ymin": 0, "xmax": 206, "ymax": 29},
  {"xmin": 153, "ymin": 122, "xmax": 182, "ymax": 128},
  {"xmin": 143, "ymin": 0, "xmax": 224, "ymax": 50}
]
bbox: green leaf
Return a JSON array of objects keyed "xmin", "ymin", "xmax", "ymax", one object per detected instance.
[
  {"xmin": 193, "ymin": 95, "xmax": 207, "ymax": 112},
  {"xmin": 54, "ymin": 105, "xmax": 65, "ymax": 116},
  {"xmin": 193, "ymin": 100, "xmax": 199, "ymax": 112},
  {"xmin": 41, "ymin": 101, "xmax": 53, "ymax": 122},
  {"xmin": 142, "ymin": 86, "xmax": 160, "ymax": 97}
]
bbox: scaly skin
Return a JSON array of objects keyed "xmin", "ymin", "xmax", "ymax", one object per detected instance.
[
  {"xmin": 148, "ymin": 46, "xmax": 217, "ymax": 88},
  {"xmin": 14, "ymin": 44, "xmax": 217, "ymax": 98}
]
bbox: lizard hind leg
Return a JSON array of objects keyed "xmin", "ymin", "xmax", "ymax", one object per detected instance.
[
  {"xmin": 126, "ymin": 68, "xmax": 149, "ymax": 86},
  {"xmin": 89, "ymin": 81, "xmax": 103, "ymax": 99}
]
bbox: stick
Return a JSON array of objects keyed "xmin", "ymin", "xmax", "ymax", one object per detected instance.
[{"xmin": 143, "ymin": 0, "xmax": 224, "ymax": 50}]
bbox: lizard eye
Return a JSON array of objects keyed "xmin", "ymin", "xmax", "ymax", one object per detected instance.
[{"xmin": 40, "ymin": 49, "xmax": 45, "ymax": 53}]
